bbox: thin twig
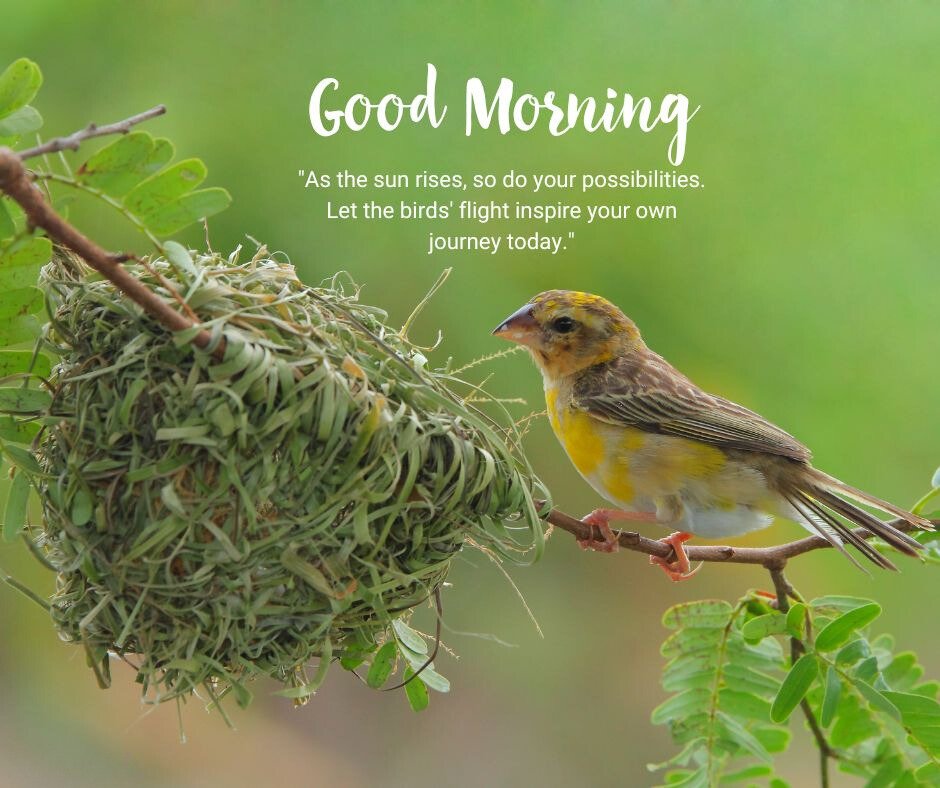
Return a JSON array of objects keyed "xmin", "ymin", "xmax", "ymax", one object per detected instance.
[
  {"xmin": 540, "ymin": 504, "xmax": 935, "ymax": 569},
  {"xmin": 18, "ymin": 105, "xmax": 166, "ymax": 160}
]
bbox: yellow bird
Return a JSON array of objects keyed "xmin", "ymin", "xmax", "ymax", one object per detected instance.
[{"xmin": 493, "ymin": 290, "xmax": 933, "ymax": 580}]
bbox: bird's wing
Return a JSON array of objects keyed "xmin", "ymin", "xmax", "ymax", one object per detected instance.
[{"xmin": 572, "ymin": 351, "xmax": 812, "ymax": 462}]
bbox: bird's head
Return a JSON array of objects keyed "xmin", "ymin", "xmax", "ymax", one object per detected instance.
[{"xmin": 493, "ymin": 290, "xmax": 644, "ymax": 379}]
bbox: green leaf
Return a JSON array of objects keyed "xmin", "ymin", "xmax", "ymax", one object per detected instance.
[
  {"xmin": 715, "ymin": 710, "xmax": 772, "ymax": 762},
  {"xmin": 403, "ymin": 668, "xmax": 429, "ymax": 711},
  {"xmin": 118, "ymin": 155, "xmax": 231, "ymax": 234},
  {"xmin": 0, "ymin": 236, "xmax": 52, "ymax": 290},
  {"xmin": 723, "ymin": 663, "xmax": 782, "ymax": 695},
  {"xmin": 741, "ymin": 612, "xmax": 788, "ymax": 642},
  {"xmin": 810, "ymin": 595, "xmax": 876, "ymax": 614},
  {"xmin": 662, "ymin": 600, "xmax": 733, "ymax": 630},
  {"xmin": 365, "ymin": 641, "xmax": 397, "ymax": 689},
  {"xmin": 0, "ymin": 387, "xmax": 51, "ymax": 413},
  {"xmin": 0, "ymin": 288, "xmax": 43, "ymax": 320},
  {"xmin": 163, "ymin": 240, "xmax": 196, "ymax": 276},
  {"xmin": 912, "ymin": 680, "xmax": 940, "ymax": 699},
  {"xmin": 136, "ymin": 187, "xmax": 231, "ymax": 235},
  {"xmin": 77, "ymin": 132, "xmax": 175, "ymax": 197},
  {"xmin": 815, "ymin": 603, "xmax": 882, "ymax": 651},
  {"xmin": 932, "ymin": 467, "xmax": 940, "ymax": 489},
  {"xmin": 662, "ymin": 662, "xmax": 715, "ymax": 692},
  {"xmin": 771, "ymin": 654, "xmax": 818, "ymax": 722},
  {"xmin": 0, "ymin": 199, "xmax": 13, "ymax": 238},
  {"xmin": 662, "ymin": 767, "xmax": 707, "ymax": 787},
  {"xmin": 228, "ymin": 680, "xmax": 252, "ymax": 710},
  {"xmin": 853, "ymin": 679, "xmax": 901, "ymax": 720},
  {"xmin": 0, "ymin": 59, "xmax": 42, "ymax": 120},
  {"xmin": 415, "ymin": 664, "xmax": 450, "ymax": 693},
  {"xmin": 883, "ymin": 652, "xmax": 923, "ymax": 690},
  {"xmin": 389, "ymin": 632, "xmax": 451, "ymax": 693},
  {"xmin": 836, "ymin": 638, "xmax": 871, "ymax": 666},
  {"xmin": 0, "ymin": 350, "xmax": 49, "ymax": 377},
  {"xmin": 717, "ymin": 688, "xmax": 772, "ymax": 721},
  {"xmin": 338, "ymin": 645, "xmax": 371, "ymax": 671},
  {"xmin": 272, "ymin": 684, "xmax": 317, "ymax": 700},
  {"xmin": 2, "ymin": 468, "xmax": 30, "ymax": 541},
  {"xmin": 916, "ymin": 762, "xmax": 940, "ymax": 783},
  {"xmin": 785, "ymin": 603, "xmax": 807, "ymax": 639},
  {"xmin": 0, "ymin": 313, "xmax": 41, "ymax": 346},
  {"xmin": 2, "ymin": 443, "xmax": 41, "ymax": 473},
  {"xmin": 830, "ymin": 693, "xmax": 880, "ymax": 748},
  {"xmin": 70, "ymin": 488, "xmax": 93, "ymax": 527},
  {"xmin": 854, "ymin": 655, "xmax": 879, "ymax": 683},
  {"xmin": 652, "ymin": 689, "xmax": 711, "ymax": 724},
  {"xmin": 753, "ymin": 726, "xmax": 790, "ymax": 754},
  {"xmin": 866, "ymin": 757, "xmax": 905, "ymax": 788},
  {"xmin": 721, "ymin": 765, "xmax": 773, "ymax": 782},
  {"xmin": 0, "ymin": 105, "xmax": 42, "ymax": 137},
  {"xmin": 820, "ymin": 665, "xmax": 841, "ymax": 727},
  {"xmin": 392, "ymin": 619, "xmax": 428, "ymax": 655},
  {"xmin": 124, "ymin": 158, "xmax": 207, "ymax": 213},
  {"xmin": 0, "ymin": 415, "xmax": 39, "ymax": 443},
  {"xmin": 882, "ymin": 691, "xmax": 940, "ymax": 727},
  {"xmin": 661, "ymin": 627, "xmax": 725, "ymax": 658},
  {"xmin": 645, "ymin": 738, "xmax": 706, "ymax": 773}
]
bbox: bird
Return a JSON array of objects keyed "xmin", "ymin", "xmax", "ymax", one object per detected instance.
[{"xmin": 492, "ymin": 290, "xmax": 933, "ymax": 581}]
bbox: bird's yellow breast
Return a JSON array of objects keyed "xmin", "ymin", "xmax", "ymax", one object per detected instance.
[
  {"xmin": 546, "ymin": 387, "xmax": 605, "ymax": 476},
  {"xmin": 545, "ymin": 385, "xmax": 731, "ymax": 508}
]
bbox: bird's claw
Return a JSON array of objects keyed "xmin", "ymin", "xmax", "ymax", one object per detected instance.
[
  {"xmin": 649, "ymin": 531, "xmax": 701, "ymax": 582},
  {"xmin": 577, "ymin": 509, "xmax": 621, "ymax": 553}
]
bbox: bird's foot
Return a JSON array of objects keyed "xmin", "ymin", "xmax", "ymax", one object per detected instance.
[
  {"xmin": 577, "ymin": 509, "xmax": 621, "ymax": 552},
  {"xmin": 577, "ymin": 508, "xmax": 658, "ymax": 553},
  {"xmin": 649, "ymin": 531, "xmax": 702, "ymax": 582}
]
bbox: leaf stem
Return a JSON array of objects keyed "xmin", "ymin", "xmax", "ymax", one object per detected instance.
[
  {"xmin": 705, "ymin": 600, "xmax": 747, "ymax": 783},
  {"xmin": 769, "ymin": 566, "xmax": 832, "ymax": 788}
]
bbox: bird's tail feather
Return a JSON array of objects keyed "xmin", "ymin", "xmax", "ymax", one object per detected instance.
[
  {"xmin": 811, "ymin": 469, "xmax": 936, "ymax": 531},
  {"xmin": 779, "ymin": 470, "xmax": 932, "ymax": 571}
]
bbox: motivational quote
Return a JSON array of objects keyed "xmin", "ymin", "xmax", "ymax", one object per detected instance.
[
  {"xmin": 303, "ymin": 64, "xmax": 702, "ymax": 256},
  {"xmin": 298, "ymin": 167, "xmax": 703, "ymax": 256}
]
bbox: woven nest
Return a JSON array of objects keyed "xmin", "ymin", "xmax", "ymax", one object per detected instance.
[{"xmin": 33, "ymin": 246, "xmax": 546, "ymax": 709}]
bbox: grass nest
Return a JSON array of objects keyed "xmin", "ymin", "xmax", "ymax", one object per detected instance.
[{"xmin": 28, "ymin": 246, "xmax": 546, "ymax": 712}]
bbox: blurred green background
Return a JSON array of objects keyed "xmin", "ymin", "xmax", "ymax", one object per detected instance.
[{"xmin": 2, "ymin": 3, "xmax": 938, "ymax": 786}]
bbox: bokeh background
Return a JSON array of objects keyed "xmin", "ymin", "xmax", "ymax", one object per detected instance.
[{"xmin": 2, "ymin": 3, "xmax": 938, "ymax": 786}]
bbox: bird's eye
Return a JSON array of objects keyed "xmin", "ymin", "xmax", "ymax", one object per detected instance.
[{"xmin": 551, "ymin": 316, "xmax": 577, "ymax": 333}]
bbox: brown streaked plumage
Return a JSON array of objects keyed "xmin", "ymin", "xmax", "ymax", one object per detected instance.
[{"xmin": 494, "ymin": 289, "xmax": 933, "ymax": 579}]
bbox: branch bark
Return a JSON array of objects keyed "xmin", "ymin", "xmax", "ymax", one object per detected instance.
[
  {"xmin": 0, "ymin": 145, "xmax": 216, "ymax": 353},
  {"xmin": 17, "ymin": 105, "xmax": 166, "ymax": 160},
  {"xmin": 540, "ymin": 503, "xmax": 935, "ymax": 569}
]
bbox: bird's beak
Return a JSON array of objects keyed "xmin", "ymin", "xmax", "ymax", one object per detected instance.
[{"xmin": 492, "ymin": 304, "xmax": 539, "ymax": 346}]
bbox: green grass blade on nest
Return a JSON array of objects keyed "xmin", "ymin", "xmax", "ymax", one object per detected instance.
[{"xmin": 1, "ymin": 244, "xmax": 549, "ymax": 711}]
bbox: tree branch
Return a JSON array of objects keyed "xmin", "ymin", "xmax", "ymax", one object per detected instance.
[
  {"xmin": 540, "ymin": 504, "xmax": 936, "ymax": 569},
  {"xmin": 17, "ymin": 105, "xmax": 166, "ymax": 160},
  {"xmin": 0, "ymin": 145, "xmax": 216, "ymax": 354}
]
